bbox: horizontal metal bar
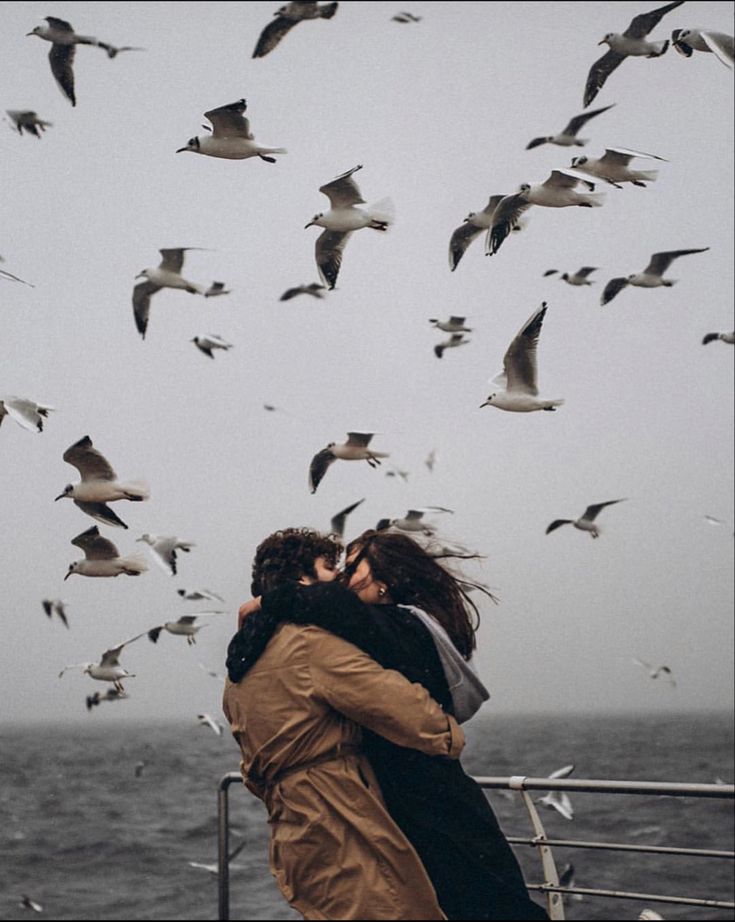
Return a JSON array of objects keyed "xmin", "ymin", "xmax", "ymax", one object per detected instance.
[
  {"xmin": 507, "ymin": 835, "xmax": 734, "ymax": 860},
  {"xmin": 475, "ymin": 776, "xmax": 735, "ymax": 798},
  {"xmin": 527, "ymin": 883, "xmax": 735, "ymax": 909}
]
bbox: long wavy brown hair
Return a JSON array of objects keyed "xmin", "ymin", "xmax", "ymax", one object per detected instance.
[
  {"xmin": 251, "ymin": 527, "xmax": 343, "ymax": 596},
  {"xmin": 344, "ymin": 529, "xmax": 480, "ymax": 659}
]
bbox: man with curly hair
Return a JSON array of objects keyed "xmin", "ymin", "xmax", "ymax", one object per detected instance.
[{"xmin": 223, "ymin": 527, "xmax": 463, "ymax": 920}]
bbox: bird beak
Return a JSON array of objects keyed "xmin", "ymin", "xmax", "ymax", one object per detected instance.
[
  {"xmin": 597, "ymin": 38, "xmax": 606, "ymax": 45},
  {"xmin": 176, "ymin": 146, "xmax": 189, "ymax": 153},
  {"xmin": 304, "ymin": 221, "xmax": 314, "ymax": 229},
  {"xmin": 479, "ymin": 400, "xmax": 489, "ymax": 408},
  {"xmin": 63, "ymin": 571, "xmax": 71, "ymax": 581},
  {"xmin": 54, "ymin": 492, "xmax": 65, "ymax": 501}
]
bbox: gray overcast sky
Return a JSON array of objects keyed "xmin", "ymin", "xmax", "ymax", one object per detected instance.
[{"xmin": 1, "ymin": 1, "xmax": 733, "ymax": 725}]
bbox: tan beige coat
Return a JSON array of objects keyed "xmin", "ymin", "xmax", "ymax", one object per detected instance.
[{"xmin": 223, "ymin": 623, "xmax": 464, "ymax": 921}]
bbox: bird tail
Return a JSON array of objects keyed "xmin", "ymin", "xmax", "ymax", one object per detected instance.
[
  {"xmin": 123, "ymin": 481, "xmax": 151, "ymax": 501},
  {"xmin": 122, "ymin": 555, "xmax": 149, "ymax": 575},
  {"xmin": 583, "ymin": 193, "xmax": 605, "ymax": 207},
  {"xmin": 260, "ymin": 147, "xmax": 287, "ymax": 156},
  {"xmin": 367, "ymin": 198, "xmax": 395, "ymax": 227},
  {"xmin": 649, "ymin": 39, "xmax": 669, "ymax": 57},
  {"xmin": 636, "ymin": 170, "xmax": 659, "ymax": 183}
]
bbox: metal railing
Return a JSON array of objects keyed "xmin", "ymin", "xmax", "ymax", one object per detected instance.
[{"xmin": 216, "ymin": 772, "xmax": 734, "ymax": 921}]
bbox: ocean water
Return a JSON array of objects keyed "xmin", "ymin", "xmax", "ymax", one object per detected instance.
[{"xmin": 0, "ymin": 712, "xmax": 732, "ymax": 922}]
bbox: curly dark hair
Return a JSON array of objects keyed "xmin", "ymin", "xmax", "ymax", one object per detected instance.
[
  {"xmin": 251, "ymin": 527, "xmax": 343, "ymax": 596},
  {"xmin": 344, "ymin": 529, "xmax": 480, "ymax": 659}
]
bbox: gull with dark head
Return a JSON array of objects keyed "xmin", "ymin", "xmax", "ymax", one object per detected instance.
[
  {"xmin": 392, "ymin": 12, "xmax": 422, "ymax": 24},
  {"xmin": 191, "ymin": 334, "xmax": 233, "ymax": 359},
  {"xmin": 526, "ymin": 104, "xmax": 615, "ymax": 150},
  {"xmin": 544, "ymin": 267, "xmax": 598, "ymax": 286},
  {"xmin": 546, "ymin": 499, "xmax": 626, "ymax": 538},
  {"xmin": 87, "ymin": 688, "xmax": 129, "ymax": 711},
  {"xmin": 280, "ymin": 283, "xmax": 326, "ymax": 301},
  {"xmin": 571, "ymin": 147, "xmax": 667, "ymax": 187},
  {"xmin": 137, "ymin": 534, "xmax": 195, "ymax": 576},
  {"xmin": 26, "ymin": 16, "xmax": 141, "ymax": 106},
  {"xmin": 376, "ymin": 507, "xmax": 453, "ymax": 535},
  {"xmin": 305, "ymin": 165, "xmax": 394, "ymax": 289},
  {"xmin": 65, "ymin": 526, "xmax": 148, "ymax": 580},
  {"xmin": 583, "ymin": 1, "xmax": 684, "ymax": 108},
  {"xmin": 702, "ymin": 330, "xmax": 735, "ymax": 345},
  {"xmin": 672, "ymin": 28, "xmax": 734, "ymax": 67},
  {"xmin": 6, "ymin": 110, "xmax": 52, "ymax": 138},
  {"xmin": 601, "ymin": 248, "xmax": 710, "ymax": 305},
  {"xmin": 56, "ymin": 436, "xmax": 149, "ymax": 529},
  {"xmin": 178, "ymin": 587, "xmax": 224, "ymax": 602},
  {"xmin": 309, "ymin": 431, "xmax": 390, "ymax": 493},
  {"xmin": 59, "ymin": 632, "xmax": 147, "ymax": 691},
  {"xmin": 330, "ymin": 498, "xmax": 365, "ymax": 538},
  {"xmin": 176, "ymin": 99, "xmax": 286, "ymax": 162},
  {"xmin": 133, "ymin": 248, "xmax": 207, "ymax": 339},
  {"xmin": 253, "ymin": 2, "xmax": 339, "ymax": 59},
  {"xmin": 0, "ymin": 397, "xmax": 53, "ymax": 433},
  {"xmin": 147, "ymin": 612, "xmax": 226, "ymax": 645},
  {"xmin": 633, "ymin": 658, "xmax": 676, "ymax": 687},
  {"xmin": 448, "ymin": 195, "xmax": 527, "ymax": 270},
  {"xmin": 430, "ymin": 316, "xmax": 472, "ymax": 333},
  {"xmin": 434, "ymin": 333, "xmax": 470, "ymax": 359},
  {"xmin": 203, "ymin": 281, "xmax": 231, "ymax": 298},
  {"xmin": 481, "ymin": 303, "xmax": 564, "ymax": 412},
  {"xmin": 42, "ymin": 598, "xmax": 69, "ymax": 629},
  {"xmin": 486, "ymin": 170, "xmax": 604, "ymax": 256}
]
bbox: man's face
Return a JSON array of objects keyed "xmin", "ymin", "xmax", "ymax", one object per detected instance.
[{"xmin": 311, "ymin": 555, "xmax": 339, "ymax": 583}]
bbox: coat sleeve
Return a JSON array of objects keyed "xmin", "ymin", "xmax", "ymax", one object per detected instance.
[{"xmin": 307, "ymin": 629, "xmax": 464, "ymax": 759}]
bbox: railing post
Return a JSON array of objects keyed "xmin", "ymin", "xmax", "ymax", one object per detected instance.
[
  {"xmin": 514, "ymin": 782, "xmax": 565, "ymax": 920},
  {"xmin": 218, "ymin": 778, "xmax": 231, "ymax": 922}
]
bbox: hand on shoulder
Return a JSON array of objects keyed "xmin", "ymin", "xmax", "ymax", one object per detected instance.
[{"xmin": 238, "ymin": 596, "xmax": 262, "ymax": 629}]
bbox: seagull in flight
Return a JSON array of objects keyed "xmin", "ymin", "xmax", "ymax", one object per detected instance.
[
  {"xmin": 392, "ymin": 12, "xmax": 422, "ymax": 23},
  {"xmin": 430, "ymin": 316, "xmax": 472, "ymax": 333},
  {"xmin": 20, "ymin": 896, "xmax": 43, "ymax": 914},
  {"xmin": 60, "ymin": 631, "xmax": 148, "ymax": 691},
  {"xmin": 280, "ymin": 283, "xmax": 326, "ymax": 301},
  {"xmin": 252, "ymin": 2, "xmax": 339, "ymax": 59},
  {"xmin": 0, "ymin": 265, "xmax": 34, "ymax": 286},
  {"xmin": 330, "ymin": 498, "xmax": 365, "ymax": 538},
  {"xmin": 64, "ymin": 526, "xmax": 148, "ymax": 580},
  {"xmin": 203, "ymin": 282, "xmax": 231, "ymax": 298},
  {"xmin": 305, "ymin": 165, "xmax": 394, "ymax": 289},
  {"xmin": 309, "ymin": 431, "xmax": 390, "ymax": 493},
  {"xmin": 147, "ymin": 612, "xmax": 226, "ymax": 645},
  {"xmin": 434, "ymin": 333, "xmax": 470, "ymax": 359},
  {"xmin": 26, "ymin": 16, "xmax": 141, "ymax": 106},
  {"xmin": 672, "ymin": 28, "xmax": 734, "ymax": 68},
  {"xmin": 42, "ymin": 598, "xmax": 69, "ymax": 629},
  {"xmin": 633, "ymin": 658, "xmax": 677, "ymax": 687},
  {"xmin": 526, "ymin": 104, "xmax": 616, "ymax": 150},
  {"xmin": 198, "ymin": 713, "xmax": 224, "ymax": 735},
  {"xmin": 56, "ymin": 436, "xmax": 149, "ymax": 529},
  {"xmin": 571, "ymin": 147, "xmax": 667, "ymax": 187},
  {"xmin": 191, "ymin": 334, "xmax": 233, "ymax": 359},
  {"xmin": 0, "ymin": 397, "xmax": 53, "ymax": 433},
  {"xmin": 176, "ymin": 99, "xmax": 286, "ymax": 162},
  {"xmin": 537, "ymin": 764, "xmax": 575, "ymax": 821},
  {"xmin": 137, "ymin": 534, "xmax": 195, "ymax": 576},
  {"xmin": 178, "ymin": 587, "xmax": 224, "ymax": 602},
  {"xmin": 601, "ymin": 248, "xmax": 710, "ymax": 305},
  {"xmin": 481, "ymin": 303, "xmax": 564, "ymax": 412},
  {"xmin": 544, "ymin": 267, "xmax": 598, "ymax": 286},
  {"xmin": 87, "ymin": 688, "xmax": 129, "ymax": 711},
  {"xmin": 376, "ymin": 507, "xmax": 453, "ymax": 535},
  {"xmin": 702, "ymin": 330, "xmax": 734, "ymax": 345},
  {"xmin": 546, "ymin": 499, "xmax": 626, "ymax": 538},
  {"xmin": 448, "ymin": 195, "xmax": 527, "ymax": 270},
  {"xmin": 583, "ymin": 1, "xmax": 684, "ymax": 108},
  {"xmin": 133, "ymin": 248, "xmax": 207, "ymax": 339},
  {"xmin": 6, "ymin": 109, "xmax": 52, "ymax": 138}
]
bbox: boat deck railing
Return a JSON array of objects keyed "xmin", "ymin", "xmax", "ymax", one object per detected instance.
[{"xmin": 216, "ymin": 772, "xmax": 734, "ymax": 920}]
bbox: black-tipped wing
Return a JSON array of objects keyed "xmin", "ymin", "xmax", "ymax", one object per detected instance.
[
  {"xmin": 576, "ymin": 266, "xmax": 598, "ymax": 278},
  {"xmin": 315, "ymin": 230, "xmax": 351, "ymax": 289},
  {"xmin": 601, "ymin": 276, "xmax": 629, "ymax": 305},
  {"xmin": 486, "ymin": 194, "xmax": 531, "ymax": 256},
  {"xmin": 546, "ymin": 519, "xmax": 572, "ymax": 534},
  {"xmin": 330, "ymin": 498, "xmax": 365, "ymax": 537},
  {"xmin": 204, "ymin": 99, "xmax": 253, "ymax": 138},
  {"xmin": 309, "ymin": 448, "xmax": 336, "ymax": 493},
  {"xmin": 132, "ymin": 280, "xmax": 159, "ymax": 339},
  {"xmin": 74, "ymin": 500, "xmax": 128, "ymax": 529},
  {"xmin": 253, "ymin": 15, "xmax": 301, "ymax": 58},
  {"xmin": 449, "ymin": 222, "xmax": 483, "ymax": 271},
  {"xmin": 49, "ymin": 43, "xmax": 76, "ymax": 106},
  {"xmin": 63, "ymin": 435, "xmax": 117, "ymax": 481},
  {"xmin": 147, "ymin": 626, "xmax": 164, "ymax": 643},
  {"xmin": 525, "ymin": 136, "xmax": 548, "ymax": 150},
  {"xmin": 319, "ymin": 165, "xmax": 365, "ymax": 207},
  {"xmin": 580, "ymin": 499, "xmax": 625, "ymax": 523},
  {"xmin": 100, "ymin": 632, "xmax": 147, "ymax": 666},
  {"xmin": 563, "ymin": 103, "xmax": 616, "ymax": 136},
  {"xmin": 584, "ymin": 49, "xmax": 625, "ymax": 108},
  {"xmin": 644, "ymin": 248, "xmax": 709, "ymax": 276},
  {"xmin": 624, "ymin": 0, "xmax": 684, "ymax": 39},
  {"xmin": 503, "ymin": 303, "xmax": 547, "ymax": 395}
]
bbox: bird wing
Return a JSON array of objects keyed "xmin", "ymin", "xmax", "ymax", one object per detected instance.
[
  {"xmin": 502, "ymin": 302, "xmax": 548, "ymax": 395},
  {"xmin": 0, "ymin": 267, "xmax": 34, "ymax": 286},
  {"xmin": 252, "ymin": 15, "xmax": 301, "ymax": 58},
  {"xmin": 193, "ymin": 339, "xmax": 214, "ymax": 359},
  {"xmin": 601, "ymin": 276, "xmax": 629, "ymax": 305},
  {"xmin": 315, "ymin": 229, "xmax": 352, "ymax": 289},
  {"xmin": 577, "ymin": 266, "xmax": 598, "ymax": 277},
  {"xmin": 548, "ymin": 763, "xmax": 575, "ymax": 779},
  {"xmin": 48, "ymin": 43, "xmax": 76, "ymax": 106},
  {"xmin": 3, "ymin": 398, "xmax": 44, "ymax": 432},
  {"xmin": 132, "ymin": 279, "xmax": 160, "ymax": 339},
  {"xmin": 159, "ymin": 248, "xmax": 187, "ymax": 272},
  {"xmin": 525, "ymin": 136, "xmax": 548, "ymax": 150},
  {"xmin": 633, "ymin": 657, "xmax": 653, "ymax": 670},
  {"xmin": 486, "ymin": 193, "xmax": 531, "ymax": 255},
  {"xmin": 101, "ymin": 631, "xmax": 147, "ymax": 666},
  {"xmin": 71, "ymin": 526, "xmax": 119, "ymax": 560},
  {"xmin": 330, "ymin": 498, "xmax": 365, "ymax": 536},
  {"xmin": 63, "ymin": 435, "xmax": 117, "ymax": 481},
  {"xmin": 700, "ymin": 30, "xmax": 735, "ymax": 68},
  {"xmin": 644, "ymin": 248, "xmax": 709, "ymax": 276},
  {"xmin": 546, "ymin": 519, "xmax": 572, "ymax": 534},
  {"xmin": 448, "ymin": 222, "xmax": 483, "ymax": 271},
  {"xmin": 204, "ymin": 99, "xmax": 253, "ymax": 138},
  {"xmin": 74, "ymin": 500, "xmax": 129, "ymax": 529},
  {"xmin": 583, "ymin": 49, "xmax": 625, "ymax": 108},
  {"xmin": 543, "ymin": 169, "xmax": 586, "ymax": 189},
  {"xmin": 345, "ymin": 432, "xmax": 374, "ymax": 448},
  {"xmin": 198, "ymin": 713, "xmax": 222, "ymax": 734},
  {"xmin": 623, "ymin": 0, "xmax": 684, "ymax": 40},
  {"xmin": 581, "ymin": 499, "xmax": 625, "ymax": 522},
  {"xmin": 319, "ymin": 165, "xmax": 366, "ymax": 207},
  {"xmin": 147, "ymin": 626, "xmax": 164, "ymax": 643},
  {"xmin": 604, "ymin": 146, "xmax": 668, "ymax": 162},
  {"xmin": 553, "ymin": 792, "xmax": 575, "ymax": 821},
  {"xmin": 309, "ymin": 447, "xmax": 336, "ymax": 493},
  {"xmin": 563, "ymin": 103, "xmax": 616, "ymax": 135}
]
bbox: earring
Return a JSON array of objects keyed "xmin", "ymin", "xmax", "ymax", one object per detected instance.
[{"xmin": 378, "ymin": 586, "xmax": 386, "ymax": 598}]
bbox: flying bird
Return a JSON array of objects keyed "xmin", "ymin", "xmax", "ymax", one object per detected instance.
[
  {"xmin": 571, "ymin": 147, "xmax": 667, "ymax": 187},
  {"xmin": 20, "ymin": 896, "xmax": 43, "ymax": 914},
  {"xmin": 430, "ymin": 316, "xmax": 472, "ymax": 333},
  {"xmin": 64, "ymin": 526, "xmax": 148, "ymax": 580},
  {"xmin": 424, "ymin": 449, "xmax": 436, "ymax": 472},
  {"xmin": 188, "ymin": 841, "xmax": 247, "ymax": 875},
  {"xmin": 638, "ymin": 910, "xmax": 666, "ymax": 921},
  {"xmin": 0, "ymin": 397, "xmax": 53, "ymax": 433},
  {"xmin": 537, "ymin": 764, "xmax": 575, "ymax": 821},
  {"xmin": 203, "ymin": 282, "xmax": 231, "ymax": 298},
  {"xmin": 56, "ymin": 436, "xmax": 149, "ymax": 529},
  {"xmin": 546, "ymin": 499, "xmax": 626, "ymax": 538},
  {"xmin": 376, "ymin": 507, "xmax": 453, "ymax": 535},
  {"xmin": 26, "ymin": 16, "xmax": 140, "ymax": 106},
  {"xmin": 544, "ymin": 267, "xmax": 598, "ymax": 286},
  {"xmin": 191, "ymin": 334, "xmax": 233, "ymax": 359},
  {"xmin": 305, "ymin": 165, "xmax": 394, "ymax": 289},
  {"xmin": 87, "ymin": 688, "xmax": 129, "ymax": 711},
  {"xmin": 448, "ymin": 195, "xmax": 527, "ymax": 270},
  {"xmin": 252, "ymin": 2, "xmax": 339, "ymax": 59},
  {"xmin": 672, "ymin": 28, "xmax": 734, "ymax": 67},
  {"xmin": 309, "ymin": 431, "xmax": 390, "ymax": 493},
  {"xmin": 178, "ymin": 588, "xmax": 224, "ymax": 602},
  {"xmin": 0, "ymin": 265, "xmax": 34, "ymax": 286},
  {"xmin": 330, "ymin": 498, "xmax": 365, "ymax": 538},
  {"xmin": 59, "ymin": 631, "xmax": 147, "ymax": 690},
  {"xmin": 702, "ymin": 330, "xmax": 735, "ymax": 345},
  {"xmin": 434, "ymin": 333, "xmax": 470, "ymax": 359},
  {"xmin": 633, "ymin": 658, "xmax": 677, "ymax": 687},
  {"xmin": 583, "ymin": 1, "xmax": 684, "ymax": 108},
  {"xmin": 526, "ymin": 104, "xmax": 616, "ymax": 149},
  {"xmin": 384, "ymin": 465, "xmax": 410, "ymax": 482},
  {"xmin": 601, "ymin": 248, "xmax": 710, "ymax": 305},
  {"xmin": 147, "ymin": 612, "xmax": 226, "ymax": 645},
  {"xmin": 481, "ymin": 303, "xmax": 564, "ymax": 412},
  {"xmin": 6, "ymin": 109, "xmax": 52, "ymax": 138},
  {"xmin": 133, "ymin": 248, "xmax": 207, "ymax": 339},
  {"xmin": 486, "ymin": 170, "xmax": 604, "ymax": 256},
  {"xmin": 279, "ymin": 283, "xmax": 326, "ymax": 301},
  {"xmin": 42, "ymin": 598, "xmax": 69, "ymax": 629},
  {"xmin": 136, "ymin": 534, "xmax": 195, "ymax": 576},
  {"xmin": 392, "ymin": 12, "xmax": 422, "ymax": 23},
  {"xmin": 176, "ymin": 99, "xmax": 286, "ymax": 162},
  {"xmin": 197, "ymin": 713, "xmax": 223, "ymax": 735}
]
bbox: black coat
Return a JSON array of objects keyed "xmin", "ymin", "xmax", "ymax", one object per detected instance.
[{"xmin": 227, "ymin": 581, "xmax": 548, "ymax": 921}]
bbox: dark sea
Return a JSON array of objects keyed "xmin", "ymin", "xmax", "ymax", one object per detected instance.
[{"xmin": 1, "ymin": 712, "xmax": 732, "ymax": 922}]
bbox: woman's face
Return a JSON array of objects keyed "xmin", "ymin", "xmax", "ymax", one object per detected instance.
[{"xmin": 342, "ymin": 547, "xmax": 387, "ymax": 604}]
